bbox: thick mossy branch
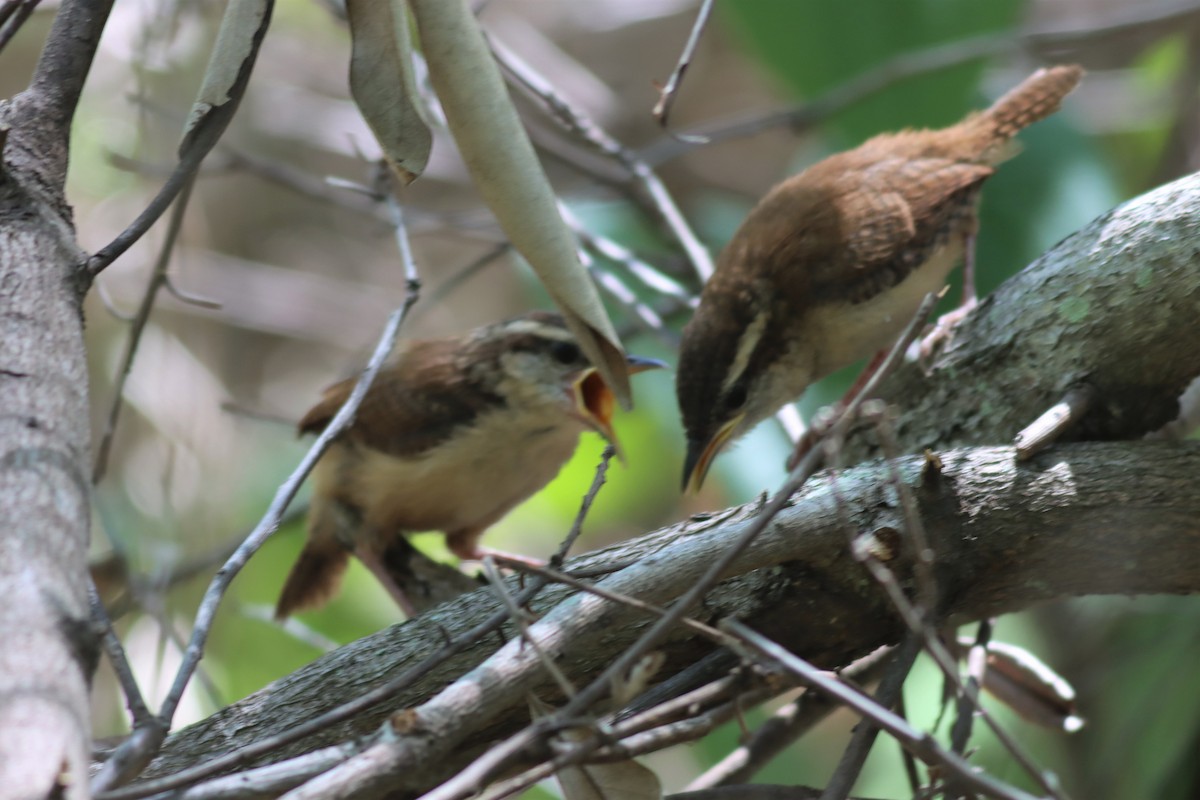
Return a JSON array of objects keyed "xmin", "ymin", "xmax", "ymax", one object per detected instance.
[{"xmin": 143, "ymin": 441, "xmax": 1200, "ymax": 788}]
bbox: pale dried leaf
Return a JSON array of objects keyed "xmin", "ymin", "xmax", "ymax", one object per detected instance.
[
  {"xmin": 611, "ymin": 651, "xmax": 665, "ymax": 708},
  {"xmin": 527, "ymin": 694, "xmax": 555, "ymax": 719},
  {"xmin": 346, "ymin": 0, "xmax": 431, "ymax": 185},
  {"xmin": 557, "ymin": 758, "xmax": 663, "ymax": 800},
  {"xmin": 527, "ymin": 695, "xmax": 662, "ymax": 800},
  {"xmin": 182, "ymin": 0, "xmax": 270, "ymax": 146},
  {"xmin": 408, "ymin": 0, "xmax": 632, "ymax": 407},
  {"xmin": 960, "ymin": 637, "xmax": 1084, "ymax": 733}
]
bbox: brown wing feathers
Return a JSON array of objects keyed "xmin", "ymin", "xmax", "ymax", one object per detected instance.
[{"xmin": 296, "ymin": 339, "xmax": 499, "ymax": 459}]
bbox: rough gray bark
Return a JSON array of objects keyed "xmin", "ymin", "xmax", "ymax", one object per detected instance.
[
  {"xmin": 0, "ymin": 1, "xmax": 114, "ymax": 796},
  {"xmin": 137, "ymin": 441, "xmax": 1200, "ymax": 795}
]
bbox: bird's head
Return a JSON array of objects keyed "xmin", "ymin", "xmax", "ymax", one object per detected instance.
[
  {"xmin": 675, "ymin": 282, "xmax": 816, "ymax": 493},
  {"xmin": 472, "ymin": 312, "xmax": 664, "ymax": 457}
]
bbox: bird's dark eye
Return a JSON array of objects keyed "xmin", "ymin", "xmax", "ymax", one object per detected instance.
[
  {"xmin": 725, "ymin": 384, "xmax": 748, "ymax": 411},
  {"xmin": 550, "ymin": 340, "xmax": 581, "ymax": 365}
]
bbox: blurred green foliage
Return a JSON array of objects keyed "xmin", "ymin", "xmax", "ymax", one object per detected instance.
[{"xmin": 720, "ymin": 0, "xmax": 1025, "ymax": 137}]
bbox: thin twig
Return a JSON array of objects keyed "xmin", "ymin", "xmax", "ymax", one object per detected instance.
[
  {"xmin": 475, "ymin": 680, "xmax": 781, "ymax": 800},
  {"xmin": 88, "ymin": 3, "xmax": 274, "ymax": 274},
  {"xmin": 551, "ymin": 446, "xmax": 615, "ymax": 567},
  {"xmin": 564, "ymin": 208, "xmax": 693, "ymax": 303},
  {"xmin": 89, "ymin": 580, "xmax": 166, "ymax": 794},
  {"xmin": 860, "ymin": 403, "xmax": 938, "ymax": 617},
  {"xmin": 576, "ymin": 245, "xmax": 668, "ymax": 338},
  {"xmin": 836, "ymin": 414, "xmax": 1064, "ymax": 798},
  {"xmin": 100, "ymin": 505, "xmax": 306, "ymax": 624},
  {"xmin": 0, "ymin": 0, "xmax": 42, "ymax": 58},
  {"xmin": 895, "ymin": 693, "xmax": 923, "ymax": 794},
  {"xmin": 1013, "ymin": 384, "xmax": 1096, "ymax": 460},
  {"xmin": 853, "ymin": 551, "xmax": 1066, "ymax": 799},
  {"xmin": 96, "ymin": 182, "xmax": 422, "ymax": 793},
  {"xmin": 491, "ymin": 35, "xmax": 714, "ymax": 282},
  {"xmin": 409, "ymin": 243, "xmax": 512, "ymax": 325},
  {"xmin": 652, "ymin": 0, "xmax": 714, "ymax": 140},
  {"xmin": 819, "ymin": 634, "xmax": 921, "ymax": 800},
  {"xmin": 640, "ymin": 34, "xmax": 1017, "ymax": 166},
  {"xmin": 686, "ymin": 647, "xmax": 896, "ymax": 790},
  {"xmin": 950, "ymin": 620, "xmax": 992, "ymax": 756},
  {"xmin": 481, "ymin": 557, "xmax": 577, "ymax": 700},
  {"xmin": 615, "ymin": 673, "xmax": 747, "ymax": 738},
  {"xmin": 495, "ymin": 559, "xmax": 727, "ymax": 645},
  {"xmin": 723, "ymin": 621, "xmax": 1041, "ymax": 800},
  {"xmin": 163, "ymin": 274, "xmax": 221, "ymax": 309},
  {"xmin": 99, "ymin": 447, "xmax": 617, "ymax": 800},
  {"xmin": 137, "ymin": 742, "xmax": 361, "ymax": 800},
  {"xmin": 93, "ymin": 175, "xmax": 197, "ymax": 483},
  {"xmin": 644, "ymin": 1, "xmax": 1200, "ymax": 166}
]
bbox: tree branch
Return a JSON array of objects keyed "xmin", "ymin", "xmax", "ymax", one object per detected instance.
[
  {"xmin": 126, "ymin": 441, "xmax": 1200, "ymax": 796},
  {"xmin": 4, "ymin": 0, "xmax": 115, "ymax": 195}
]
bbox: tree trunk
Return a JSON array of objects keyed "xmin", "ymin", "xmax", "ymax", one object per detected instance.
[{"xmin": 0, "ymin": 1, "xmax": 115, "ymax": 794}]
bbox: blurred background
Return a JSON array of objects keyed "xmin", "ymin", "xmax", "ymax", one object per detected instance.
[{"xmin": 5, "ymin": 0, "xmax": 1199, "ymax": 796}]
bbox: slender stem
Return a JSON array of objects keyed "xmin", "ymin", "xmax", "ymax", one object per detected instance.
[
  {"xmin": 99, "ymin": 447, "xmax": 616, "ymax": 800},
  {"xmin": 819, "ymin": 635, "xmax": 921, "ymax": 800},
  {"xmin": 652, "ymin": 0, "xmax": 715, "ymax": 135},
  {"xmin": 93, "ymin": 175, "xmax": 196, "ymax": 483},
  {"xmin": 724, "ymin": 621, "xmax": 1041, "ymax": 800}
]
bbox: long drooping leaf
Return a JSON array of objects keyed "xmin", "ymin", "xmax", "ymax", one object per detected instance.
[
  {"xmin": 346, "ymin": 0, "xmax": 431, "ymax": 184},
  {"xmin": 408, "ymin": 0, "xmax": 633, "ymax": 407},
  {"xmin": 182, "ymin": 0, "xmax": 272, "ymax": 152}
]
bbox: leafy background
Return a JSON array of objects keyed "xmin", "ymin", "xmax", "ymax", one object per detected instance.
[{"xmin": 3, "ymin": 0, "xmax": 1197, "ymax": 796}]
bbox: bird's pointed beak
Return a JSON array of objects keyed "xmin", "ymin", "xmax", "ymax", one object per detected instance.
[
  {"xmin": 625, "ymin": 354, "xmax": 670, "ymax": 375},
  {"xmin": 572, "ymin": 354, "xmax": 667, "ymax": 462},
  {"xmin": 682, "ymin": 414, "xmax": 743, "ymax": 493}
]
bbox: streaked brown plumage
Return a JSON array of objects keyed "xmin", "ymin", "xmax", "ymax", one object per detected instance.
[
  {"xmin": 677, "ymin": 65, "xmax": 1084, "ymax": 490},
  {"xmin": 276, "ymin": 312, "xmax": 662, "ymax": 620}
]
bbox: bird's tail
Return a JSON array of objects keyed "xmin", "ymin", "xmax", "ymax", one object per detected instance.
[
  {"xmin": 962, "ymin": 64, "xmax": 1084, "ymax": 163},
  {"xmin": 274, "ymin": 499, "xmax": 352, "ymax": 621}
]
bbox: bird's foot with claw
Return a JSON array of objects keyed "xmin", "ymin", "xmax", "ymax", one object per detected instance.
[{"xmin": 910, "ymin": 296, "xmax": 978, "ymax": 366}]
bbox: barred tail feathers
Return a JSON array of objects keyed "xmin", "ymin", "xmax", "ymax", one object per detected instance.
[{"xmin": 961, "ymin": 65, "xmax": 1083, "ymax": 163}]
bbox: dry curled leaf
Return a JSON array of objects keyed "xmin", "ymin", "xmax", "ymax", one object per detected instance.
[
  {"xmin": 182, "ymin": 0, "xmax": 271, "ymax": 151},
  {"xmin": 527, "ymin": 695, "xmax": 662, "ymax": 800},
  {"xmin": 408, "ymin": 0, "xmax": 632, "ymax": 408},
  {"xmin": 346, "ymin": 0, "xmax": 431, "ymax": 184},
  {"xmin": 611, "ymin": 651, "xmax": 666, "ymax": 707},
  {"xmin": 958, "ymin": 637, "xmax": 1084, "ymax": 733},
  {"xmin": 557, "ymin": 756, "xmax": 663, "ymax": 800}
]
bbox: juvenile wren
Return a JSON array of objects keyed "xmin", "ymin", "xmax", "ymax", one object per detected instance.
[
  {"xmin": 676, "ymin": 65, "xmax": 1084, "ymax": 490},
  {"xmin": 275, "ymin": 311, "xmax": 663, "ymax": 619}
]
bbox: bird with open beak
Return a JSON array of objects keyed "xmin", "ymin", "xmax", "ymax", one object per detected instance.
[{"xmin": 275, "ymin": 311, "xmax": 664, "ymax": 620}]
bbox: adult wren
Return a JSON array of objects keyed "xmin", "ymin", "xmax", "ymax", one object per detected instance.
[
  {"xmin": 677, "ymin": 65, "xmax": 1083, "ymax": 490},
  {"xmin": 275, "ymin": 311, "xmax": 663, "ymax": 619}
]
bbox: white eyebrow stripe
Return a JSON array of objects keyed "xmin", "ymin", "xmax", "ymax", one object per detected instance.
[
  {"xmin": 722, "ymin": 312, "xmax": 767, "ymax": 393},
  {"xmin": 496, "ymin": 320, "xmax": 574, "ymax": 341}
]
